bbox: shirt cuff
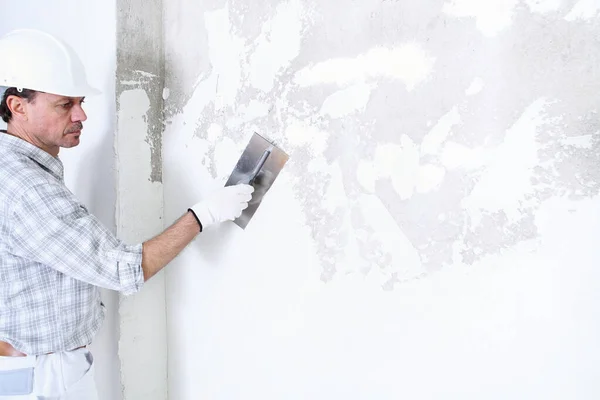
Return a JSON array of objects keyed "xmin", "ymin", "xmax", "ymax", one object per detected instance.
[{"xmin": 113, "ymin": 243, "xmax": 144, "ymax": 295}]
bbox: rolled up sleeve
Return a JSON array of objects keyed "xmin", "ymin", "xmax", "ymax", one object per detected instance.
[{"xmin": 9, "ymin": 182, "xmax": 144, "ymax": 295}]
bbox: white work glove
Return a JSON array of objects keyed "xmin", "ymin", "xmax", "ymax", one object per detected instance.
[{"xmin": 189, "ymin": 184, "xmax": 254, "ymax": 231}]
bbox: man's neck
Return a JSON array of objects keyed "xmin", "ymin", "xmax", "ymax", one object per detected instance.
[{"xmin": 5, "ymin": 124, "xmax": 59, "ymax": 157}]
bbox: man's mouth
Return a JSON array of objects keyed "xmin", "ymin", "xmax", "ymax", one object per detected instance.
[{"xmin": 66, "ymin": 123, "xmax": 83, "ymax": 135}]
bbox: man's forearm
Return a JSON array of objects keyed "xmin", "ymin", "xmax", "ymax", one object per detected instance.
[{"xmin": 141, "ymin": 211, "xmax": 201, "ymax": 281}]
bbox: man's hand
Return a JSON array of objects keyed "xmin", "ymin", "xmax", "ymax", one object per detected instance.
[{"xmin": 189, "ymin": 184, "xmax": 254, "ymax": 230}]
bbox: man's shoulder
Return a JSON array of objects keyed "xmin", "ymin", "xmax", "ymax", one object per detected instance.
[{"xmin": 0, "ymin": 151, "xmax": 55, "ymax": 197}]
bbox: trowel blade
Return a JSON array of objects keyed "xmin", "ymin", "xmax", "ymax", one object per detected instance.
[{"xmin": 225, "ymin": 132, "xmax": 289, "ymax": 229}]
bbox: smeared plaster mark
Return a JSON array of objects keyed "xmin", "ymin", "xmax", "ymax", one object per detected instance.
[
  {"xmin": 421, "ymin": 107, "xmax": 462, "ymax": 156},
  {"xmin": 374, "ymin": 143, "xmax": 403, "ymax": 179},
  {"xmin": 133, "ymin": 70, "xmax": 158, "ymax": 78},
  {"xmin": 324, "ymin": 161, "xmax": 348, "ymax": 212},
  {"xmin": 249, "ymin": 0, "xmax": 305, "ymax": 92},
  {"xmin": 294, "ymin": 44, "xmax": 434, "ymax": 91},
  {"xmin": 205, "ymin": 6, "xmax": 246, "ymax": 109},
  {"xmin": 307, "ymin": 156, "xmax": 329, "ymax": 174},
  {"xmin": 465, "ymin": 77, "xmax": 484, "ymax": 96},
  {"xmin": 416, "ymin": 164, "xmax": 446, "ymax": 193},
  {"xmin": 323, "ymin": 163, "xmax": 366, "ymax": 278},
  {"xmin": 357, "ymin": 161, "xmax": 378, "ymax": 193},
  {"xmin": 561, "ymin": 134, "xmax": 594, "ymax": 149},
  {"xmin": 117, "ymin": 77, "xmax": 163, "ymax": 182},
  {"xmin": 117, "ymin": 90, "xmax": 156, "ymax": 188},
  {"xmin": 391, "ymin": 135, "xmax": 421, "ymax": 199},
  {"xmin": 356, "ymin": 138, "xmax": 444, "ymax": 198},
  {"xmin": 463, "ymin": 98, "xmax": 547, "ymax": 225},
  {"xmin": 442, "ymin": 0, "xmax": 520, "ymax": 36},
  {"xmin": 225, "ymin": 100, "xmax": 270, "ymax": 129},
  {"xmin": 207, "ymin": 123, "xmax": 223, "ymax": 142},
  {"xmin": 162, "ymin": 88, "xmax": 170, "ymax": 100},
  {"xmin": 356, "ymin": 143, "xmax": 403, "ymax": 193},
  {"xmin": 168, "ymin": 75, "xmax": 216, "ymax": 140},
  {"xmin": 359, "ymin": 194, "xmax": 422, "ymax": 279},
  {"xmin": 320, "ymin": 83, "xmax": 373, "ymax": 118},
  {"xmin": 121, "ymin": 80, "xmax": 145, "ymax": 86},
  {"xmin": 524, "ymin": 0, "xmax": 562, "ymax": 14},
  {"xmin": 565, "ymin": 0, "xmax": 600, "ymax": 21},
  {"xmin": 213, "ymin": 137, "xmax": 239, "ymax": 179},
  {"xmin": 441, "ymin": 141, "xmax": 487, "ymax": 170},
  {"xmin": 284, "ymin": 120, "xmax": 329, "ymax": 155}
]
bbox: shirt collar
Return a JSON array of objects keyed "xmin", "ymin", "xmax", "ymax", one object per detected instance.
[{"xmin": 0, "ymin": 130, "xmax": 64, "ymax": 181}]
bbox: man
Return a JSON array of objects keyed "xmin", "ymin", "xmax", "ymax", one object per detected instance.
[{"xmin": 0, "ymin": 29, "xmax": 253, "ymax": 399}]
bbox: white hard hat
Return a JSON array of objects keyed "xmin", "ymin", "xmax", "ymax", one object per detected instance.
[{"xmin": 0, "ymin": 29, "xmax": 100, "ymax": 97}]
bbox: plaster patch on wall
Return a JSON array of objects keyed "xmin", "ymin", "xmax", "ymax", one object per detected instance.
[
  {"xmin": 356, "ymin": 143, "xmax": 403, "ymax": 192},
  {"xmin": 323, "ymin": 161, "xmax": 348, "ymax": 212},
  {"xmin": 205, "ymin": 6, "xmax": 246, "ymax": 110},
  {"xmin": 167, "ymin": 71, "xmax": 219, "ymax": 148},
  {"xmin": 356, "ymin": 162, "xmax": 378, "ymax": 193},
  {"xmin": 391, "ymin": 135, "xmax": 421, "ymax": 200},
  {"xmin": 564, "ymin": 0, "xmax": 600, "ymax": 21},
  {"xmin": 358, "ymin": 194, "xmax": 422, "ymax": 280},
  {"xmin": 442, "ymin": 0, "xmax": 520, "ymax": 36},
  {"xmin": 441, "ymin": 142, "xmax": 487, "ymax": 170},
  {"xmin": 117, "ymin": 70, "xmax": 164, "ymax": 183},
  {"xmin": 285, "ymin": 120, "xmax": 329, "ymax": 155},
  {"xmin": 225, "ymin": 100, "xmax": 270, "ymax": 129},
  {"xmin": 560, "ymin": 134, "xmax": 594, "ymax": 149},
  {"xmin": 322, "ymin": 162, "xmax": 370, "ymax": 278},
  {"xmin": 213, "ymin": 137, "xmax": 240, "ymax": 179},
  {"xmin": 421, "ymin": 107, "xmax": 462, "ymax": 156},
  {"xmin": 294, "ymin": 44, "xmax": 434, "ymax": 90},
  {"xmin": 465, "ymin": 77, "xmax": 484, "ymax": 96},
  {"xmin": 207, "ymin": 123, "xmax": 223, "ymax": 142},
  {"xmin": 524, "ymin": 0, "xmax": 562, "ymax": 14},
  {"xmin": 249, "ymin": 0, "xmax": 305, "ymax": 92},
  {"xmin": 463, "ymin": 98, "xmax": 547, "ymax": 226},
  {"xmin": 416, "ymin": 164, "xmax": 446, "ymax": 193},
  {"xmin": 356, "ymin": 135, "xmax": 448, "ymax": 199},
  {"xmin": 320, "ymin": 83, "xmax": 373, "ymax": 118}
]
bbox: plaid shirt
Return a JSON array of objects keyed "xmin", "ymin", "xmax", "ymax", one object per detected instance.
[{"xmin": 0, "ymin": 132, "xmax": 144, "ymax": 355}]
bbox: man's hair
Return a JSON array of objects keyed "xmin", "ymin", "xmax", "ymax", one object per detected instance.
[{"xmin": 0, "ymin": 88, "xmax": 38, "ymax": 123}]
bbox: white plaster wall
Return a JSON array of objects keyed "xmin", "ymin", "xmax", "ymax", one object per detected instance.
[
  {"xmin": 116, "ymin": 87, "xmax": 167, "ymax": 400},
  {"xmin": 0, "ymin": 2, "xmax": 121, "ymax": 399},
  {"xmin": 163, "ymin": 1, "xmax": 600, "ymax": 399}
]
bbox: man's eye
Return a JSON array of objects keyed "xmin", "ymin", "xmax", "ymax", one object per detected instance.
[{"xmin": 62, "ymin": 103, "xmax": 72, "ymax": 109}]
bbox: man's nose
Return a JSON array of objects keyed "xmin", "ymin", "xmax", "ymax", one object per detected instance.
[{"xmin": 72, "ymin": 104, "xmax": 88, "ymax": 122}]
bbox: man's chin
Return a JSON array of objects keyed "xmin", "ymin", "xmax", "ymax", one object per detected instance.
[{"xmin": 62, "ymin": 136, "xmax": 81, "ymax": 148}]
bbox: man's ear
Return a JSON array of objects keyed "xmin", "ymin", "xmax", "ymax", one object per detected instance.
[{"xmin": 6, "ymin": 95, "xmax": 28, "ymax": 121}]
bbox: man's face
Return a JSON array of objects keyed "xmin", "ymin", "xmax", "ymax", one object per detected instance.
[{"xmin": 17, "ymin": 92, "xmax": 87, "ymax": 155}]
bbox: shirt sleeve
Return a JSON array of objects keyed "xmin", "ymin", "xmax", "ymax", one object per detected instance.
[{"xmin": 9, "ymin": 182, "xmax": 145, "ymax": 295}]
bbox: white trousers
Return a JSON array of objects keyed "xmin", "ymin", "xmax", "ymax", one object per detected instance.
[{"xmin": 0, "ymin": 348, "xmax": 97, "ymax": 400}]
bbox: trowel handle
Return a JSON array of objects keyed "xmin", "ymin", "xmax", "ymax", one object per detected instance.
[{"xmin": 247, "ymin": 149, "xmax": 271, "ymax": 185}]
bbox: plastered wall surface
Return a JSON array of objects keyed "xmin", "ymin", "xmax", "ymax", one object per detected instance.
[
  {"xmin": 0, "ymin": 2, "xmax": 121, "ymax": 399},
  {"xmin": 162, "ymin": 0, "xmax": 600, "ymax": 398},
  {"xmin": 115, "ymin": 0, "xmax": 168, "ymax": 399}
]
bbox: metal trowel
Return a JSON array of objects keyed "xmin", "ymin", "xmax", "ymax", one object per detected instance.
[{"xmin": 225, "ymin": 132, "xmax": 289, "ymax": 229}]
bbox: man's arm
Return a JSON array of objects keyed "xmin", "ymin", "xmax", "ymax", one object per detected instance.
[
  {"xmin": 140, "ymin": 184, "xmax": 254, "ymax": 281},
  {"xmin": 141, "ymin": 211, "xmax": 200, "ymax": 281},
  {"xmin": 11, "ymin": 180, "xmax": 252, "ymax": 293}
]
